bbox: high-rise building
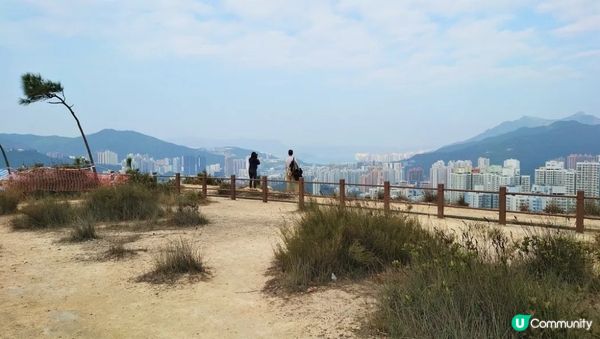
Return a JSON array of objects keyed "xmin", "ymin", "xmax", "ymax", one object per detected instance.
[
  {"xmin": 96, "ymin": 150, "xmax": 119, "ymax": 165},
  {"xmin": 172, "ymin": 157, "xmax": 182, "ymax": 173},
  {"xmin": 567, "ymin": 154, "xmax": 596, "ymax": 170},
  {"xmin": 576, "ymin": 162, "xmax": 600, "ymax": 197},
  {"xmin": 477, "ymin": 157, "xmax": 490, "ymax": 170},
  {"xmin": 534, "ymin": 161, "xmax": 575, "ymax": 195},
  {"xmin": 430, "ymin": 161, "xmax": 447, "ymax": 188},
  {"xmin": 407, "ymin": 167, "xmax": 424, "ymax": 184},
  {"xmin": 503, "ymin": 159, "xmax": 520, "ymax": 176},
  {"xmin": 183, "ymin": 155, "xmax": 198, "ymax": 175}
]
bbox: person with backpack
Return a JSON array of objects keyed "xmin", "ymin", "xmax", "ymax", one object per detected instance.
[
  {"xmin": 248, "ymin": 152, "xmax": 260, "ymax": 189},
  {"xmin": 285, "ymin": 149, "xmax": 302, "ymax": 192}
]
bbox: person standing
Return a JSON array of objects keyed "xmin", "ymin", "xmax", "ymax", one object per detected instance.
[
  {"xmin": 285, "ymin": 149, "xmax": 301, "ymax": 192},
  {"xmin": 248, "ymin": 152, "xmax": 260, "ymax": 189}
]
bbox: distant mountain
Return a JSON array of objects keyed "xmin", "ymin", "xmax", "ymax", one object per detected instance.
[
  {"xmin": 0, "ymin": 149, "xmax": 69, "ymax": 169},
  {"xmin": 407, "ymin": 120, "xmax": 600, "ymax": 176},
  {"xmin": 0, "ymin": 129, "xmax": 229, "ymax": 165},
  {"xmin": 465, "ymin": 111, "xmax": 599, "ymax": 143},
  {"xmin": 560, "ymin": 111, "xmax": 600, "ymax": 125}
]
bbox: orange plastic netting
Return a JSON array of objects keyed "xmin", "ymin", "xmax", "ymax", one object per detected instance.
[{"xmin": 0, "ymin": 167, "xmax": 129, "ymax": 192}]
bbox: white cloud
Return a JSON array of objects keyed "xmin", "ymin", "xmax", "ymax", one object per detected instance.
[{"xmin": 2, "ymin": 0, "xmax": 597, "ymax": 86}]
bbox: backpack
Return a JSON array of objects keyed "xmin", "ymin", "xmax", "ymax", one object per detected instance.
[{"xmin": 289, "ymin": 158, "xmax": 303, "ymax": 180}]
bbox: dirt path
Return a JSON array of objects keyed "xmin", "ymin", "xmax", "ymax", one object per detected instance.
[{"xmin": 0, "ymin": 199, "xmax": 376, "ymax": 339}]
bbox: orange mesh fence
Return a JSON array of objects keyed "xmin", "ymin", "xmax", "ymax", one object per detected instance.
[{"xmin": 0, "ymin": 167, "xmax": 129, "ymax": 193}]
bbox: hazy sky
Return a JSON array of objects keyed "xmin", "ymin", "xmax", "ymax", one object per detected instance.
[{"xmin": 1, "ymin": 0, "xmax": 599, "ymax": 155}]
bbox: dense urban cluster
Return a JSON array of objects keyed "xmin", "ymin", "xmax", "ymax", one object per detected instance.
[{"xmin": 91, "ymin": 149, "xmax": 600, "ymax": 212}]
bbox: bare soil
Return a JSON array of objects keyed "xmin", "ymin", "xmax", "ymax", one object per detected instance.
[{"xmin": 0, "ymin": 198, "xmax": 376, "ymax": 339}]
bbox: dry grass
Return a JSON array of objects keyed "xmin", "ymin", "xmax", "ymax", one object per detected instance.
[{"xmin": 137, "ymin": 238, "xmax": 207, "ymax": 284}]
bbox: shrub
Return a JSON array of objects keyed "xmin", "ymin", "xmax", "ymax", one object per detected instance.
[
  {"xmin": 170, "ymin": 207, "xmax": 209, "ymax": 226},
  {"xmin": 422, "ymin": 190, "xmax": 436, "ymax": 203},
  {"xmin": 126, "ymin": 170, "xmax": 157, "ymax": 189},
  {"xmin": 0, "ymin": 190, "xmax": 20, "ymax": 215},
  {"xmin": 585, "ymin": 201, "xmax": 600, "ymax": 216},
  {"xmin": 68, "ymin": 217, "xmax": 98, "ymax": 242},
  {"xmin": 105, "ymin": 242, "xmax": 137, "ymax": 259},
  {"xmin": 456, "ymin": 195, "xmax": 469, "ymax": 206},
  {"xmin": 516, "ymin": 231, "xmax": 594, "ymax": 284},
  {"xmin": 217, "ymin": 182, "xmax": 231, "ymax": 195},
  {"xmin": 519, "ymin": 202, "xmax": 530, "ymax": 212},
  {"xmin": 374, "ymin": 228, "xmax": 599, "ymax": 338},
  {"xmin": 273, "ymin": 206, "xmax": 428, "ymax": 290},
  {"xmin": 138, "ymin": 238, "xmax": 206, "ymax": 283},
  {"xmin": 375, "ymin": 260, "xmax": 587, "ymax": 338},
  {"xmin": 544, "ymin": 201, "xmax": 565, "ymax": 214},
  {"xmin": 84, "ymin": 184, "xmax": 161, "ymax": 221},
  {"xmin": 11, "ymin": 197, "xmax": 75, "ymax": 229}
]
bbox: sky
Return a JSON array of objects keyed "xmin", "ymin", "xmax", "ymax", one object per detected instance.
[{"xmin": 1, "ymin": 0, "xmax": 599, "ymax": 160}]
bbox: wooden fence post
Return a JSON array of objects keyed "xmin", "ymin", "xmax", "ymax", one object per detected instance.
[
  {"xmin": 230, "ymin": 175, "xmax": 236, "ymax": 200},
  {"xmin": 437, "ymin": 184, "xmax": 444, "ymax": 219},
  {"xmin": 175, "ymin": 173, "xmax": 181, "ymax": 194},
  {"xmin": 339, "ymin": 179, "xmax": 346, "ymax": 208},
  {"xmin": 576, "ymin": 190, "xmax": 585, "ymax": 233},
  {"xmin": 298, "ymin": 177, "xmax": 305, "ymax": 210},
  {"xmin": 262, "ymin": 176, "xmax": 268, "ymax": 203},
  {"xmin": 384, "ymin": 181, "xmax": 390, "ymax": 213},
  {"xmin": 202, "ymin": 172, "xmax": 208, "ymax": 198},
  {"xmin": 499, "ymin": 186, "xmax": 507, "ymax": 225}
]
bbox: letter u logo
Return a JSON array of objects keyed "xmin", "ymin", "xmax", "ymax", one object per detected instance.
[{"xmin": 512, "ymin": 314, "xmax": 532, "ymax": 332}]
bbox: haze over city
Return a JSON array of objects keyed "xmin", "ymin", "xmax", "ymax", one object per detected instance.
[{"xmin": 2, "ymin": 0, "xmax": 600, "ymax": 161}]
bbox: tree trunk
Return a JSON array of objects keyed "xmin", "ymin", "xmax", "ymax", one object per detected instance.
[
  {"xmin": 0, "ymin": 144, "xmax": 10, "ymax": 174},
  {"xmin": 55, "ymin": 96, "xmax": 96, "ymax": 173}
]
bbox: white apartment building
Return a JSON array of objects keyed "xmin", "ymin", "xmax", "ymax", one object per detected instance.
[
  {"xmin": 576, "ymin": 162, "xmax": 600, "ymax": 197},
  {"xmin": 96, "ymin": 150, "xmax": 119, "ymax": 165}
]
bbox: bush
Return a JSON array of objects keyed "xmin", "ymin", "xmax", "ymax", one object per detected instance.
[
  {"xmin": 375, "ymin": 260, "xmax": 587, "ymax": 338},
  {"xmin": 517, "ymin": 231, "xmax": 594, "ymax": 284},
  {"xmin": 138, "ymin": 238, "xmax": 206, "ymax": 283},
  {"xmin": 68, "ymin": 217, "xmax": 98, "ymax": 242},
  {"xmin": 11, "ymin": 197, "xmax": 75, "ymax": 229},
  {"xmin": 126, "ymin": 170, "xmax": 157, "ymax": 189},
  {"xmin": 422, "ymin": 190, "xmax": 436, "ymax": 203},
  {"xmin": 0, "ymin": 190, "xmax": 20, "ymax": 215},
  {"xmin": 84, "ymin": 184, "xmax": 161, "ymax": 221},
  {"xmin": 170, "ymin": 207, "xmax": 209, "ymax": 226},
  {"xmin": 374, "ymin": 228, "xmax": 599, "ymax": 338},
  {"xmin": 585, "ymin": 201, "xmax": 600, "ymax": 216},
  {"xmin": 273, "ymin": 206, "xmax": 428, "ymax": 290},
  {"xmin": 544, "ymin": 201, "xmax": 565, "ymax": 214},
  {"xmin": 456, "ymin": 195, "xmax": 469, "ymax": 206}
]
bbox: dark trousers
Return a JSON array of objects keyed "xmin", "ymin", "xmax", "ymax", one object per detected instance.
[{"xmin": 249, "ymin": 170, "xmax": 258, "ymax": 188}]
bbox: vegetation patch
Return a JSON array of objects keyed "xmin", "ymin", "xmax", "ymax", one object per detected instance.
[
  {"xmin": 67, "ymin": 217, "xmax": 99, "ymax": 242},
  {"xmin": 84, "ymin": 184, "xmax": 161, "ymax": 221},
  {"xmin": 137, "ymin": 238, "xmax": 207, "ymax": 284},
  {"xmin": 11, "ymin": 197, "xmax": 75, "ymax": 230},
  {"xmin": 372, "ymin": 227, "xmax": 600, "ymax": 338},
  {"xmin": 272, "ymin": 206, "xmax": 427, "ymax": 291},
  {"xmin": 0, "ymin": 190, "xmax": 20, "ymax": 215}
]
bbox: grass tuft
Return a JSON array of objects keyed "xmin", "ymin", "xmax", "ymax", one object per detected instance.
[
  {"xmin": 11, "ymin": 197, "xmax": 75, "ymax": 230},
  {"xmin": 138, "ymin": 238, "xmax": 206, "ymax": 283},
  {"xmin": 0, "ymin": 190, "xmax": 20, "ymax": 215},
  {"xmin": 273, "ymin": 205, "xmax": 428, "ymax": 290},
  {"xmin": 373, "ymin": 226, "xmax": 600, "ymax": 338},
  {"xmin": 84, "ymin": 184, "xmax": 161, "ymax": 221},
  {"xmin": 68, "ymin": 217, "xmax": 98, "ymax": 242}
]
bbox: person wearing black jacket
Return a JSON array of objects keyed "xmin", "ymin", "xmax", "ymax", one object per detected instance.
[{"xmin": 248, "ymin": 152, "xmax": 260, "ymax": 188}]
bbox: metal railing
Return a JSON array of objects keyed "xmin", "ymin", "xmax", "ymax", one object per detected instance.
[{"xmin": 166, "ymin": 173, "xmax": 599, "ymax": 233}]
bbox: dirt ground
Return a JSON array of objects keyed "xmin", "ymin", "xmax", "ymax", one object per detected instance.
[
  {"xmin": 1, "ymin": 196, "xmax": 595, "ymax": 339},
  {"xmin": 0, "ymin": 198, "xmax": 377, "ymax": 339}
]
